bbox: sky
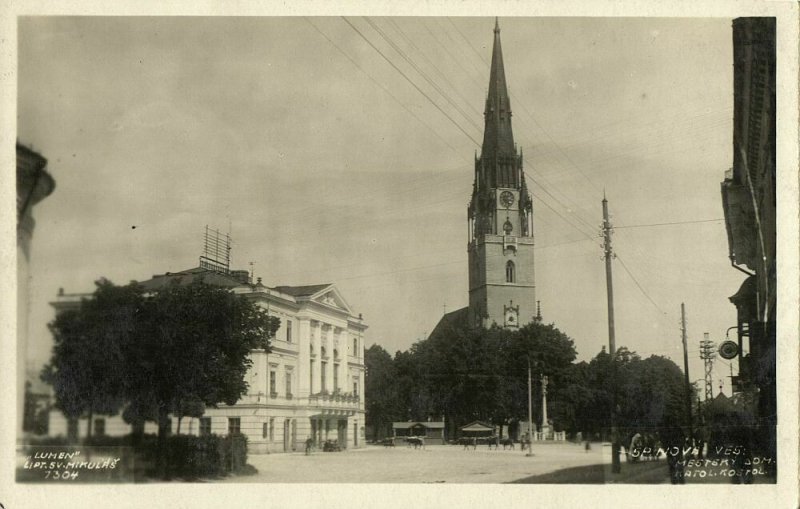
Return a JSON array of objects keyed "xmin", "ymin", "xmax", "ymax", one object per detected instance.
[{"xmin": 18, "ymin": 16, "xmax": 746, "ymax": 397}]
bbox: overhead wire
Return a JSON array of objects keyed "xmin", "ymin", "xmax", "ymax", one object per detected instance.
[
  {"xmin": 363, "ymin": 17, "xmax": 483, "ymax": 135},
  {"xmin": 341, "ymin": 16, "xmax": 482, "ymax": 147},
  {"xmin": 303, "ymin": 17, "xmax": 467, "ymax": 160}
]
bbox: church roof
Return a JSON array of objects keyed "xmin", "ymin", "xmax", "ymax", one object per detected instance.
[
  {"xmin": 430, "ymin": 306, "xmax": 469, "ymax": 339},
  {"xmin": 481, "ymin": 18, "xmax": 516, "ymax": 159}
]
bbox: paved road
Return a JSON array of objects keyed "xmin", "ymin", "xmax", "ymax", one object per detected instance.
[{"xmin": 225, "ymin": 442, "xmax": 608, "ymax": 483}]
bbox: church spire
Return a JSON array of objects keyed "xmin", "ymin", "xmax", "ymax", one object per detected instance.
[{"xmin": 482, "ymin": 17, "xmax": 515, "ymax": 158}]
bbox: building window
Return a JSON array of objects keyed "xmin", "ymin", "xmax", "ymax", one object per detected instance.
[
  {"xmin": 199, "ymin": 417, "xmax": 211, "ymax": 436},
  {"xmin": 94, "ymin": 418, "xmax": 105, "ymax": 437},
  {"xmin": 321, "ymin": 361, "xmax": 327, "ymax": 392},
  {"xmin": 285, "ymin": 369, "xmax": 293, "ymax": 397},
  {"xmin": 269, "ymin": 370, "xmax": 277, "ymax": 396},
  {"xmin": 262, "ymin": 422, "xmax": 268, "ymax": 438},
  {"xmin": 228, "ymin": 417, "xmax": 241, "ymax": 435},
  {"xmin": 286, "ymin": 320, "xmax": 292, "ymax": 343},
  {"xmin": 310, "ymin": 359, "xmax": 314, "ymax": 390},
  {"xmin": 353, "ymin": 378, "xmax": 359, "ymax": 397},
  {"xmin": 506, "ymin": 260, "xmax": 515, "ymax": 283},
  {"xmin": 269, "ymin": 418, "xmax": 275, "ymax": 441},
  {"xmin": 333, "ymin": 364, "xmax": 339, "ymax": 392},
  {"xmin": 353, "ymin": 337, "xmax": 358, "ymax": 357}
]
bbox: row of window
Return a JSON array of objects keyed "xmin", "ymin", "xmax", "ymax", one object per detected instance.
[
  {"xmin": 280, "ymin": 319, "xmax": 362, "ymax": 359},
  {"xmin": 266, "ymin": 364, "xmax": 360, "ymax": 397},
  {"xmin": 207, "ymin": 417, "xmax": 288, "ymax": 440},
  {"xmin": 269, "ymin": 368, "xmax": 293, "ymax": 397},
  {"xmin": 309, "ymin": 360, "xmax": 360, "ymax": 395}
]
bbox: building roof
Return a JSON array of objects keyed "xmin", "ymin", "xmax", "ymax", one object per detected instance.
[
  {"xmin": 137, "ymin": 267, "xmax": 250, "ymax": 291},
  {"xmin": 139, "ymin": 269, "xmax": 337, "ymax": 298},
  {"xmin": 273, "ymin": 284, "xmax": 332, "ymax": 297},
  {"xmin": 460, "ymin": 421, "xmax": 494, "ymax": 432},
  {"xmin": 392, "ymin": 421, "xmax": 445, "ymax": 429}
]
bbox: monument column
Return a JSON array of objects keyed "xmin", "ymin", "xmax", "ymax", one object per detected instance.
[{"xmin": 541, "ymin": 375, "xmax": 551, "ymax": 437}]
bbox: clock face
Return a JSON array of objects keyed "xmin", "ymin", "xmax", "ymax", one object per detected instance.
[{"xmin": 500, "ymin": 191, "xmax": 515, "ymax": 208}]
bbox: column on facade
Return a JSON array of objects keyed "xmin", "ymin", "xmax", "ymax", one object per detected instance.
[
  {"xmin": 308, "ymin": 320, "xmax": 318, "ymax": 394},
  {"xmin": 334, "ymin": 327, "xmax": 344, "ymax": 392},
  {"xmin": 324, "ymin": 324, "xmax": 334, "ymax": 393},
  {"xmin": 297, "ymin": 319, "xmax": 311, "ymax": 397}
]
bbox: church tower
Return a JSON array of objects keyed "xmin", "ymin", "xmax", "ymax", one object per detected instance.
[{"xmin": 467, "ymin": 20, "xmax": 535, "ymax": 328}]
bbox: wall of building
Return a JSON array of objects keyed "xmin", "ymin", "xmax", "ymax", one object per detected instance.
[{"xmin": 469, "ymin": 234, "xmax": 536, "ymax": 327}]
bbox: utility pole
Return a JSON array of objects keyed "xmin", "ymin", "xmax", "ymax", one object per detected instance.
[
  {"xmin": 526, "ymin": 358, "xmax": 534, "ymax": 457},
  {"xmin": 699, "ymin": 333, "xmax": 716, "ymax": 402},
  {"xmin": 681, "ymin": 303, "xmax": 693, "ymax": 438},
  {"xmin": 602, "ymin": 194, "xmax": 620, "ymax": 474}
]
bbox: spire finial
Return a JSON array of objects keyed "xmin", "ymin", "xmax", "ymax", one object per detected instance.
[{"xmin": 494, "ymin": 17, "xmax": 500, "ymax": 33}]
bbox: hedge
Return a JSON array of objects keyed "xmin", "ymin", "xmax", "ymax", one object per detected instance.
[{"xmin": 23, "ymin": 432, "xmax": 250, "ymax": 480}]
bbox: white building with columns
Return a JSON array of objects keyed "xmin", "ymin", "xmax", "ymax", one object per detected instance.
[{"xmin": 49, "ymin": 266, "xmax": 367, "ymax": 453}]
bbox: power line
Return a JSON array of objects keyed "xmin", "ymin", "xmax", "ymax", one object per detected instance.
[
  {"xmin": 364, "ymin": 17, "xmax": 483, "ymax": 135},
  {"xmin": 615, "ymin": 218, "xmax": 725, "ymax": 229},
  {"xmin": 341, "ymin": 16, "xmax": 481, "ymax": 147},
  {"xmin": 615, "ymin": 253, "xmax": 668, "ymax": 316},
  {"xmin": 304, "ymin": 17, "xmax": 466, "ymax": 160}
]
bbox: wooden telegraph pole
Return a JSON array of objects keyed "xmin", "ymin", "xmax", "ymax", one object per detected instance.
[
  {"xmin": 681, "ymin": 303, "xmax": 694, "ymax": 440},
  {"xmin": 602, "ymin": 194, "xmax": 621, "ymax": 474}
]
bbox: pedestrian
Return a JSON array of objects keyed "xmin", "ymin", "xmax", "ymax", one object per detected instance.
[
  {"xmin": 585, "ymin": 440, "xmax": 591, "ymax": 453},
  {"xmin": 305, "ymin": 437, "xmax": 313, "ymax": 455}
]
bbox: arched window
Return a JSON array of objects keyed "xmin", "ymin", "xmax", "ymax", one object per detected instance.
[{"xmin": 506, "ymin": 260, "xmax": 515, "ymax": 283}]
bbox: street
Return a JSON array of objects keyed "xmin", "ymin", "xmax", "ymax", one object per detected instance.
[{"xmin": 225, "ymin": 442, "xmax": 609, "ymax": 483}]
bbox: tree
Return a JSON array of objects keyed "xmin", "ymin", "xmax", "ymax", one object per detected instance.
[
  {"xmin": 500, "ymin": 322, "xmax": 578, "ymax": 435},
  {"xmin": 120, "ymin": 280, "xmax": 278, "ymax": 475},
  {"xmin": 42, "ymin": 279, "xmax": 140, "ymax": 440},
  {"xmin": 396, "ymin": 318, "xmax": 577, "ymax": 439},
  {"xmin": 617, "ymin": 354, "xmax": 688, "ymax": 436},
  {"xmin": 566, "ymin": 347, "xmax": 689, "ymax": 442},
  {"xmin": 364, "ymin": 344, "xmax": 401, "ymax": 440},
  {"xmin": 43, "ymin": 277, "xmax": 279, "ymax": 464}
]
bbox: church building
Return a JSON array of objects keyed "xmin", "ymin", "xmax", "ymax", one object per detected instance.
[{"xmin": 435, "ymin": 20, "xmax": 536, "ymax": 334}]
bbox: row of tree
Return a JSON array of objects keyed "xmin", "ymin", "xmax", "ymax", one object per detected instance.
[
  {"xmin": 365, "ymin": 319, "xmax": 689, "ymax": 442},
  {"xmin": 42, "ymin": 279, "xmax": 279, "ymax": 446}
]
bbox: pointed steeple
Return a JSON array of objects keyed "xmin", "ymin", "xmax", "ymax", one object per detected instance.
[{"xmin": 482, "ymin": 18, "xmax": 515, "ymax": 158}]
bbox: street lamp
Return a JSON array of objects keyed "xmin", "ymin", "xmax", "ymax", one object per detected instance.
[{"xmin": 526, "ymin": 358, "xmax": 534, "ymax": 457}]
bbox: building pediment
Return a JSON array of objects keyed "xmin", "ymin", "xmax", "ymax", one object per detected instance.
[{"xmin": 310, "ymin": 286, "xmax": 353, "ymax": 314}]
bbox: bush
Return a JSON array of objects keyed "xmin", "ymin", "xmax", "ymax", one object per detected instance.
[
  {"xmin": 23, "ymin": 432, "xmax": 249, "ymax": 480},
  {"xmin": 24, "ymin": 435, "xmax": 71, "ymax": 447},
  {"xmin": 162, "ymin": 433, "xmax": 249, "ymax": 479}
]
